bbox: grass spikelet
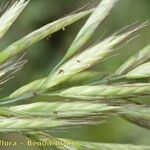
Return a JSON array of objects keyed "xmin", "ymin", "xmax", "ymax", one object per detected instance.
[
  {"xmin": 51, "ymin": 83, "xmax": 150, "ymax": 100},
  {"xmin": 0, "ymin": 102, "xmax": 118, "ymax": 117},
  {"xmin": 116, "ymin": 44, "xmax": 150, "ymax": 75},
  {"xmin": 54, "ymin": 0, "xmax": 119, "ymax": 70},
  {"xmin": 44, "ymin": 22, "xmax": 148, "ymax": 90},
  {"xmin": 0, "ymin": 9, "xmax": 93, "ymax": 64},
  {"xmin": 0, "ymin": 0, "xmax": 29, "ymax": 39},
  {"xmin": 126, "ymin": 62, "xmax": 150, "ymax": 79}
]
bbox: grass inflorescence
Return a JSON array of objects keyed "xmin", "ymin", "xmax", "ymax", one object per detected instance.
[{"xmin": 0, "ymin": 0, "xmax": 149, "ymax": 149}]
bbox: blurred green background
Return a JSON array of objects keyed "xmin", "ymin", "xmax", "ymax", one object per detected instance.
[{"xmin": 0, "ymin": 0, "xmax": 150, "ymax": 149}]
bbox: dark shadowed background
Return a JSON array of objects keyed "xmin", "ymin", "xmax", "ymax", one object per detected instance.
[{"xmin": 0, "ymin": 0, "xmax": 150, "ymax": 149}]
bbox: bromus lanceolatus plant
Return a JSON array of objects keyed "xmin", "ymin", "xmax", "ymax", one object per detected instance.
[{"xmin": 0, "ymin": 0, "xmax": 149, "ymax": 149}]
